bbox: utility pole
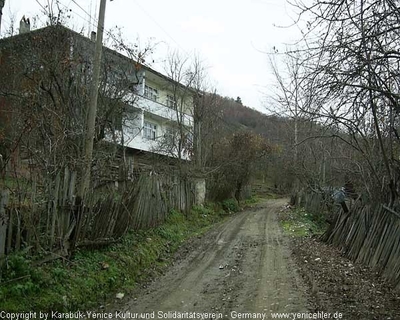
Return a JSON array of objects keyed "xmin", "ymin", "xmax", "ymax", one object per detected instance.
[
  {"xmin": 78, "ymin": 0, "xmax": 107, "ymax": 199},
  {"xmin": 0, "ymin": 0, "xmax": 5, "ymax": 35}
]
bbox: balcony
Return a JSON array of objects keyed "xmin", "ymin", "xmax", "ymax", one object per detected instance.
[
  {"xmin": 138, "ymin": 95, "xmax": 193, "ymax": 126},
  {"xmin": 116, "ymin": 94, "xmax": 193, "ymax": 160},
  {"xmin": 123, "ymin": 92, "xmax": 193, "ymax": 126}
]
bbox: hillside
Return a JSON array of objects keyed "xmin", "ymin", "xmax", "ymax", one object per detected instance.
[{"xmin": 219, "ymin": 96, "xmax": 293, "ymax": 145}]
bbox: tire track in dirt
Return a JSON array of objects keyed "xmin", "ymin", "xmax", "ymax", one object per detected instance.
[
  {"xmin": 252, "ymin": 201, "xmax": 307, "ymax": 313},
  {"xmin": 112, "ymin": 199, "xmax": 308, "ymax": 318}
]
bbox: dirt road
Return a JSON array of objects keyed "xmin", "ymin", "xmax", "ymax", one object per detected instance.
[{"xmin": 114, "ymin": 199, "xmax": 308, "ymax": 319}]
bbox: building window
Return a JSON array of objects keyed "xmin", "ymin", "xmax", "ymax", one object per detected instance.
[
  {"xmin": 166, "ymin": 94, "xmax": 176, "ymax": 108},
  {"xmin": 143, "ymin": 121, "xmax": 157, "ymax": 140},
  {"xmin": 144, "ymin": 85, "xmax": 158, "ymax": 101}
]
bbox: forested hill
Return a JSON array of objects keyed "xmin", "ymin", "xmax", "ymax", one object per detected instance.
[{"xmin": 219, "ymin": 96, "xmax": 291, "ymax": 144}]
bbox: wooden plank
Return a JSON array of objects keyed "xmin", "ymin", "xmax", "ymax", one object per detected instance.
[
  {"xmin": 0, "ymin": 190, "xmax": 10, "ymax": 260},
  {"xmin": 50, "ymin": 171, "xmax": 61, "ymax": 247},
  {"xmin": 62, "ymin": 167, "xmax": 69, "ymax": 206},
  {"xmin": 377, "ymin": 221, "xmax": 396, "ymax": 272},
  {"xmin": 45, "ymin": 177, "xmax": 51, "ymax": 235},
  {"xmin": 26, "ymin": 177, "xmax": 37, "ymax": 248},
  {"xmin": 15, "ymin": 209, "xmax": 21, "ymax": 250},
  {"xmin": 383, "ymin": 205, "xmax": 400, "ymax": 219},
  {"xmin": 68, "ymin": 171, "xmax": 77, "ymax": 204},
  {"xmin": 6, "ymin": 207, "xmax": 13, "ymax": 253}
]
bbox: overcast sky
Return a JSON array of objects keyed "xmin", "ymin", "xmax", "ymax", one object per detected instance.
[{"xmin": 1, "ymin": 0, "xmax": 302, "ymax": 112}]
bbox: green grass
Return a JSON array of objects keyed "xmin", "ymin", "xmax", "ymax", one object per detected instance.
[
  {"xmin": 280, "ymin": 207, "xmax": 328, "ymax": 237},
  {"xmin": 243, "ymin": 195, "xmax": 261, "ymax": 205},
  {"xmin": 0, "ymin": 204, "xmax": 227, "ymax": 312}
]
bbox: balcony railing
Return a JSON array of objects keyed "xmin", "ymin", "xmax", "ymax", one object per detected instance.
[
  {"xmin": 137, "ymin": 95, "xmax": 193, "ymax": 127},
  {"xmin": 122, "ymin": 91, "xmax": 193, "ymax": 127}
]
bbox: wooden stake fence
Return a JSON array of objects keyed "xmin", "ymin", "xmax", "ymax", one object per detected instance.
[
  {"xmin": 321, "ymin": 203, "xmax": 400, "ymax": 290},
  {"xmin": 0, "ymin": 169, "xmax": 196, "ymax": 260}
]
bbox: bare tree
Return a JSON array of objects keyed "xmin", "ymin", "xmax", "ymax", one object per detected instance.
[
  {"xmin": 150, "ymin": 51, "xmax": 205, "ymax": 170},
  {"xmin": 278, "ymin": 0, "xmax": 400, "ymax": 205}
]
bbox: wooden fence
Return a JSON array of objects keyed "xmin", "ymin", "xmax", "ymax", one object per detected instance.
[
  {"xmin": 321, "ymin": 203, "xmax": 400, "ymax": 290},
  {"xmin": 295, "ymin": 189, "xmax": 330, "ymax": 216},
  {"xmin": 295, "ymin": 189, "xmax": 400, "ymax": 290},
  {"xmin": 0, "ymin": 169, "xmax": 197, "ymax": 261}
]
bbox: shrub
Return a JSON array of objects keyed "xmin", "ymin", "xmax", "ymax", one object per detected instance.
[{"xmin": 221, "ymin": 198, "xmax": 239, "ymax": 213}]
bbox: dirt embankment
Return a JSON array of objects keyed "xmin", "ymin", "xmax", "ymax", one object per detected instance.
[{"xmin": 291, "ymin": 237, "xmax": 400, "ymax": 320}]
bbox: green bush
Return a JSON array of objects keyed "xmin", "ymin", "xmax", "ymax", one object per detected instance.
[
  {"xmin": 1, "ymin": 254, "xmax": 31, "ymax": 280},
  {"xmin": 221, "ymin": 198, "xmax": 239, "ymax": 213}
]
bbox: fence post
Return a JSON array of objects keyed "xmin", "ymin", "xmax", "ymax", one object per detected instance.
[
  {"xmin": 0, "ymin": 190, "xmax": 10, "ymax": 263},
  {"xmin": 194, "ymin": 178, "xmax": 206, "ymax": 206}
]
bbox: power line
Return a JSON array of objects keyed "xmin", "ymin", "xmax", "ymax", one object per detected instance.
[
  {"xmin": 71, "ymin": 0, "xmax": 97, "ymax": 26},
  {"xmin": 66, "ymin": 2, "xmax": 124, "ymax": 41},
  {"xmin": 38, "ymin": 0, "xmax": 172, "ymax": 68},
  {"xmin": 59, "ymin": 1, "xmax": 111, "ymax": 40},
  {"xmin": 66, "ymin": 0, "xmax": 153, "ymax": 65},
  {"xmin": 35, "ymin": 0, "xmax": 48, "ymax": 13},
  {"xmin": 34, "ymin": 0, "xmax": 97, "ymax": 31},
  {"xmin": 56, "ymin": 0, "xmax": 189, "ymax": 59},
  {"xmin": 132, "ymin": 0, "xmax": 189, "ymax": 55},
  {"xmin": 68, "ymin": 0, "xmax": 98, "ymax": 31}
]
